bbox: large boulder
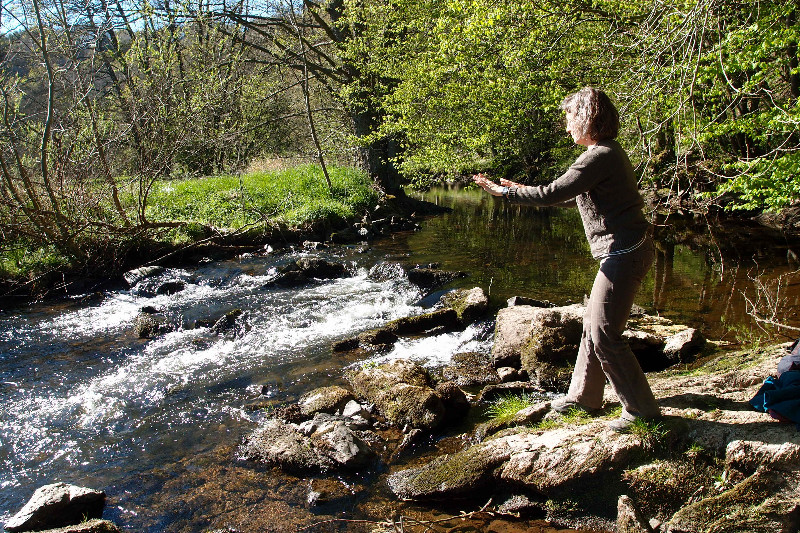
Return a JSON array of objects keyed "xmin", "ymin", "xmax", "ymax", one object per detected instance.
[
  {"xmin": 4, "ymin": 483, "xmax": 106, "ymax": 532},
  {"xmin": 492, "ymin": 304, "xmax": 584, "ymax": 388},
  {"xmin": 388, "ymin": 419, "xmax": 644, "ymax": 502},
  {"xmin": 439, "ymin": 287, "xmax": 488, "ymax": 324},
  {"xmin": 491, "ymin": 305, "xmax": 541, "ymax": 368},
  {"xmin": 493, "ymin": 303, "xmax": 707, "ymax": 385},
  {"xmin": 347, "ymin": 359, "xmax": 445, "ymax": 430},
  {"xmin": 519, "ymin": 305, "xmax": 585, "ymax": 389},
  {"xmin": 662, "ymin": 328, "xmax": 705, "ymax": 364}
]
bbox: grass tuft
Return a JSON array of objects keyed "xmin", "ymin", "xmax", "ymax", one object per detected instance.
[{"xmin": 485, "ymin": 393, "xmax": 539, "ymax": 423}]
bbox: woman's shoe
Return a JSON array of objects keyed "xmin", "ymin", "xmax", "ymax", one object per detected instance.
[{"xmin": 551, "ymin": 396, "xmax": 599, "ymax": 415}]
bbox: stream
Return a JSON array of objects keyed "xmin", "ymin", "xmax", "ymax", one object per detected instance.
[{"xmin": 2, "ymin": 186, "xmax": 800, "ymax": 532}]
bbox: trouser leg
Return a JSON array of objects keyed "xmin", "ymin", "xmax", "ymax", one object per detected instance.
[
  {"xmin": 567, "ymin": 241, "xmax": 660, "ymax": 418},
  {"xmin": 567, "ymin": 321, "xmax": 607, "ymax": 410}
]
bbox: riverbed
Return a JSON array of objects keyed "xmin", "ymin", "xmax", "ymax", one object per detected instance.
[{"xmin": 1, "ymin": 186, "xmax": 799, "ymax": 531}]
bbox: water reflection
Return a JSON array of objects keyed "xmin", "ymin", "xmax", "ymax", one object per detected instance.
[{"xmin": 406, "ymin": 185, "xmax": 800, "ymax": 342}]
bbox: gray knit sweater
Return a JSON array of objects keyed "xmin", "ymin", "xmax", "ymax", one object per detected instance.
[{"xmin": 508, "ymin": 139, "xmax": 650, "ymax": 259}]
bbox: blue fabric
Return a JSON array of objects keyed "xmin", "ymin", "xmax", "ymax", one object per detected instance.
[{"xmin": 750, "ymin": 370, "xmax": 800, "ymax": 427}]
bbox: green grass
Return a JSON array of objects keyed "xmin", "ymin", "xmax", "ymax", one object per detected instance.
[
  {"xmin": 145, "ymin": 164, "xmax": 377, "ymax": 229},
  {"xmin": 624, "ymin": 418, "xmax": 669, "ymax": 449},
  {"xmin": 484, "ymin": 393, "xmax": 539, "ymax": 423}
]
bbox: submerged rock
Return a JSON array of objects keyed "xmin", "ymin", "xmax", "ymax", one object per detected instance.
[
  {"xmin": 268, "ymin": 258, "xmax": 350, "ymax": 288},
  {"xmin": 405, "ymin": 267, "xmax": 467, "ymax": 290},
  {"xmin": 133, "ymin": 312, "xmax": 173, "ymax": 338},
  {"xmin": 154, "ymin": 280, "xmax": 185, "ymax": 296},
  {"xmin": 211, "ymin": 309, "xmax": 247, "ymax": 336},
  {"xmin": 123, "ymin": 265, "xmax": 165, "ymax": 288},
  {"xmin": 4, "ymin": 483, "xmax": 106, "ymax": 532}
]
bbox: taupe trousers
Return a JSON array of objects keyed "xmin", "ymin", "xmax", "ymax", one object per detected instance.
[{"xmin": 567, "ymin": 237, "xmax": 660, "ymax": 420}]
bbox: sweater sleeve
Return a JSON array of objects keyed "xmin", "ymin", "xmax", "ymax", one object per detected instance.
[{"xmin": 509, "ymin": 149, "xmax": 604, "ymax": 207}]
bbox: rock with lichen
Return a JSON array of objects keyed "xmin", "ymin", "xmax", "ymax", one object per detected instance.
[
  {"xmin": 241, "ymin": 415, "xmax": 376, "ymax": 473},
  {"xmin": 442, "ymin": 352, "xmax": 500, "ymax": 387},
  {"xmin": 298, "ymin": 386, "xmax": 355, "ymax": 417}
]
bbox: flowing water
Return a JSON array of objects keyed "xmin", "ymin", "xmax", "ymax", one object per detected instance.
[{"xmin": 2, "ymin": 186, "xmax": 800, "ymax": 532}]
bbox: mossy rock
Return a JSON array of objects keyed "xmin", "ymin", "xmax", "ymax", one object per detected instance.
[
  {"xmin": 439, "ymin": 287, "xmax": 488, "ymax": 324},
  {"xmin": 665, "ymin": 468, "xmax": 800, "ymax": 532},
  {"xmin": 347, "ymin": 359, "xmax": 444, "ymax": 430},
  {"xmin": 442, "ymin": 351, "xmax": 500, "ymax": 387},
  {"xmin": 387, "ymin": 443, "xmax": 509, "ymax": 500},
  {"xmin": 623, "ymin": 458, "xmax": 720, "ymax": 521},
  {"xmin": 385, "ymin": 309, "xmax": 460, "ymax": 336}
]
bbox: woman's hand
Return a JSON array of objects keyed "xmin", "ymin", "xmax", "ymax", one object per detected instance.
[{"xmin": 472, "ymin": 173, "xmax": 504, "ymax": 196}]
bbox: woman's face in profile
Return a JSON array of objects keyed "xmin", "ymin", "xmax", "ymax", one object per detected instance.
[{"xmin": 565, "ymin": 111, "xmax": 593, "ymax": 147}]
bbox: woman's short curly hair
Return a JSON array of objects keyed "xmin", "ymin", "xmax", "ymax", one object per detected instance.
[{"xmin": 561, "ymin": 87, "xmax": 619, "ymax": 141}]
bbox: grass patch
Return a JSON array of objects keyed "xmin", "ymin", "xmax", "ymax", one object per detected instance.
[
  {"xmin": 484, "ymin": 393, "xmax": 539, "ymax": 423},
  {"xmin": 145, "ymin": 164, "xmax": 377, "ymax": 230}
]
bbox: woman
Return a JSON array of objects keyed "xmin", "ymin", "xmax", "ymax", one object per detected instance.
[{"xmin": 473, "ymin": 87, "xmax": 660, "ymax": 431}]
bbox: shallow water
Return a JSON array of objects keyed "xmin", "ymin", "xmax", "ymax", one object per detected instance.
[{"xmin": 1, "ymin": 186, "xmax": 799, "ymax": 531}]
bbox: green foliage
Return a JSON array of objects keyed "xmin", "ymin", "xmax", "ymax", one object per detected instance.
[
  {"xmin": 0, "ymin": 244, "xmax": 70, "ymax": 279},
  {"xmin": 145, "ymin": 165, "xmax": 377, "ymax": 229}
]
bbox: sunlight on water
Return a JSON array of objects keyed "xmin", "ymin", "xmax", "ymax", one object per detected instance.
[{"xmin": 0, "ymin": 259, "xmax": 438, "ymax": 510}]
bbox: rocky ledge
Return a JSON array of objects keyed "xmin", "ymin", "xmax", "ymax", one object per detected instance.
[{"xmin": 237, "ymin": 284, "xmax": 800, "ymax": 531}]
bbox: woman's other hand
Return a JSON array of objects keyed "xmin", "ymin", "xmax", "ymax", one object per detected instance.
[
  {"xmin": 500, "ymin": 178, "xmax": 523, "ymax": 188},
  {"xmin": 473, "ymin": 173, "xmax": 504, "ymax": 196}
]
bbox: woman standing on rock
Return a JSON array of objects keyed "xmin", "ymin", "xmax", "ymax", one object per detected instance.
[{"xmin": 473, "ymin": 87, "xmax": 660, "ymax": 431}]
